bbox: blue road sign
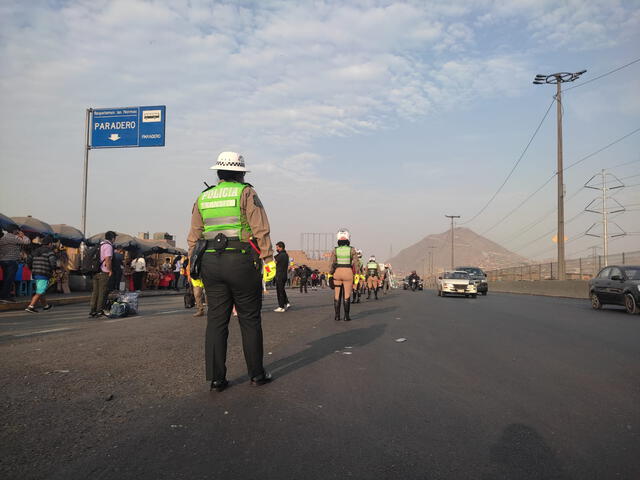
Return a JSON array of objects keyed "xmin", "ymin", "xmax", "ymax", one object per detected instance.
[{"xmin": 91, "ymin": 106, "xmax": 166, "ymax": 148}]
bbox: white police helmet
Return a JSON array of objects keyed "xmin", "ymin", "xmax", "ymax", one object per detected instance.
[
  {"xmin": 210, "ymin": 151, "xmax": 250, "ymax": 172},
  {"xmin": 336, "ymin": 229, "xmax": 350, "ymax": 242}
]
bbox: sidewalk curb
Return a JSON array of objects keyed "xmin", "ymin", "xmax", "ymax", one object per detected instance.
[{"xmin": 0, "ymin": 291, "xmax": 183, "ymax": 312}]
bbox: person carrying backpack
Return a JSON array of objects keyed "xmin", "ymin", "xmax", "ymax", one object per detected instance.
[
  {"xmin": 25, "ymin": 236, "xmax": 57, "ymax": 313},
  {"xmin": 89, "ymin": 230, "xmax": 115, "ymax": 317}
]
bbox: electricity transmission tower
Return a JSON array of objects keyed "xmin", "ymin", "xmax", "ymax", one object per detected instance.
[{"xmin": 584, "ymin": 169, "xmax": 626, "ymax": 266}]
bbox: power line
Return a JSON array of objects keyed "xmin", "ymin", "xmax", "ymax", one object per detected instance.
[
  {"xmin": 462, "ymin": 98, "xmax": 555, "ymax": 225},
  {"xmin": 563, "ymin": 127, "xmax": 640, "ymax": 172},
  {"xmin": 563, "ymin": 57, "xmax": 640, "ymax": 93},
  {"xmin": 620, "ymin": 173, "xmax": 640, "ymax": 180},
  {"xmin": 511, "ymin": 211, "xmax": 585, "ymax": 253},
  {"xmin": 528, "ymin": 233, "xmax": 587, "ymax": 260},
  {"xmin": 608, "ymin": 158, "xmax": 640, "ymax": 170},
  {"xmin": 502, "ymin": 186, "xmax": 586, "ymax": 246},
  {"xmin": 478, "ymin": 128, "xmax": 640, "ymax": 236}
]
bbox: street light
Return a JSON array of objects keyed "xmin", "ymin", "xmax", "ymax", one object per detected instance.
[{"xmin": 533, "ymin": 69, "xmax": 586, "ymax": 280}]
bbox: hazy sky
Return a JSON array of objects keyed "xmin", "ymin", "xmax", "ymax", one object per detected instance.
[{"xmin": 1, "ymin": 0, "xmax": 638, "ymax": 262}]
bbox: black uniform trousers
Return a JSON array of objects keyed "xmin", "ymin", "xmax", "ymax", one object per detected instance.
[
  {"xmin": 201, "ymin": 251, "xmax": 265, "ymax": 382},
  {"xmin": 275, "ymin": 275, "xmax": 288, "ymax": 308}
]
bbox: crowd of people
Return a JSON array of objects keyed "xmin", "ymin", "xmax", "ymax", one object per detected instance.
[
  {"xmin": 0, "ymin": 222, "xmax": 189, "ymax": 314},
  {"xmin": 1, "ymin": 150, "xmax": 395, "ymax": 394}
]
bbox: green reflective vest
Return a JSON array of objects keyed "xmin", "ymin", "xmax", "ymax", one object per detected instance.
[
  {"xmin": 367, "ymin": 261, "xmax": 379, "ymax": 275},
  {"xmin": 198, "ymin": 181, "xmax": 252, "ymax": 241},
  {"xmin": 335, "ymin": 246, "xmax": 351, "ymax": 266}
]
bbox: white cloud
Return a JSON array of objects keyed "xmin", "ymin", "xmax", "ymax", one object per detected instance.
[{"xmin": 0, "ymin": 0, "xmax": 638, "ymax": 255}]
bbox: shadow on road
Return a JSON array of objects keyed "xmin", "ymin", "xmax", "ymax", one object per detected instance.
[
  {"xmin": 482, "ymin": 423, "xmax": 570, "ymax": 480},
  {"xmin": 354, "ymin": 305, "xmax": 398, "ymax": 319},
  {"xmin": 254, "ymin": 323, "xmax": 387, "ymax": 381}
]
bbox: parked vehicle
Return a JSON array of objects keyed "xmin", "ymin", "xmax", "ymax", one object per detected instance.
[
  {"xmin": 589, "ymin": 265, "xmax": 640, "ymax": 314},
  {"xmin": 456, "ymin": 266, "xmax": 488, "ymax": 295},
  {"xmin": 437, "ymin": 271, "xmax": 477, "ymax": 298}
]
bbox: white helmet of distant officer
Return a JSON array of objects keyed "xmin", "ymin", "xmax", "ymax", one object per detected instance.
[{"xmin": 336, "ymin": 229, "xmax": 350, "ymax": 243}]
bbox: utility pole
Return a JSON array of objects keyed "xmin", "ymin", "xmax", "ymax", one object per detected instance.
[
  {"xmin": 427, "ymin": 245, "xmax": 437, "ymax": 274},
  {"xmin": 445, "ymin": 215, "xmax": 460, "ymax": 270},
  {"xmin": 584, "ymin": 170, "xmax": 626, "ymax": 267},
  {"xmin": 534, "ymin": 69, "xmax": 586, "ymax": 280},
  {"xmin": 427, "ymin": 245, "xmax": 436, "ymax": 287}
]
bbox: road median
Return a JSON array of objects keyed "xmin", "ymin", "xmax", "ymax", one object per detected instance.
[{"xmin": 490, "ymin": 280, "xmax": 589, "ymax": 299}]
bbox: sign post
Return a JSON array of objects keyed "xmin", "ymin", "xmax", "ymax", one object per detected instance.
[{"xmin": 81, "ymin": 105, "xmax": 166, "ymax": 235}]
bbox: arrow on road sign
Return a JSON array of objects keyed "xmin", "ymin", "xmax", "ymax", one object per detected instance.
[{"xmin": 108, "ymin": 134, "xmax": 120, "ymax": 141}]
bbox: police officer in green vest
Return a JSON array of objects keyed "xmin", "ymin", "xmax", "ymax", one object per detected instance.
[
  {"xmin": 328, "ymin": 230, "xmax": 358, "ymax": 321},
  {"xmin": 187, "ymin": 151, "xmax": 277, "ymax": 392},
  {"xmin": 366, "ymin": 255, "xmax": 380, "ymax": 300}
]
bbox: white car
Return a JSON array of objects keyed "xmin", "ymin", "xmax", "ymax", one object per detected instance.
[{"xmin": 437, "ymin": 271, "xmax": 477, "ymax": 298}]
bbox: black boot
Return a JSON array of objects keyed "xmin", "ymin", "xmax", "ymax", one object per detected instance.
[
  {"xmin": 374, "ymin": 288, "xmax": 378, "ymax": 300},
  {"xmin": 367, "ymin": 289, "xmax": 371, "ymax": 299},
  {"xmin": 343, "ymin": 298, "xmax": 351, "ymax": 321},
  {"xmin": 334, "ymin": 299, "xmax": 341, "ymax": 321},
  {"xmin": 352, "ymin": 290, "xmax": 357, "ymax": 303}
]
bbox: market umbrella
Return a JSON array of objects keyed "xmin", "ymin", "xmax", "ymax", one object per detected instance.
[
  {"xmin": 134, "ymin": 238, "xmax": 167, "ymax": 255},
  {"xmin": 11, "ymin": 215, "xmax": 54, "ymax": 238},
  {"xmin": 51, "ymin": 224, "xmax": 85, "ymax": 247},
  {"xmin": 87, "ymin": 232, "xmax": 138, "ymax": 249},
  {"xmin": 0, "ymin": 213, "xmax": 18, "ymax": 231}
]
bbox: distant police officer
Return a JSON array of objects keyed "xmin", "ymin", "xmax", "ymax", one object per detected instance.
[
  {"xmin": 366, "ymin": 255, "xmax": 380, "ymax": 300},
  {"xmin": 187, "ymin": 152, "xmax": 277, "ymax": 392}
]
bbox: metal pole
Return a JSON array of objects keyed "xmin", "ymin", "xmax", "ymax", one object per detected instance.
[
  {"xmin": 556, "ymin": 82, "xmax": 566, "ymax": 280},
  {"xmin": 445, "ymin": 215, "xmax": 460, "ymax": 270},
  {"xmin": 602, "ymin": 169, "xmax": 609, "ymax": 266},
  {"xmin": 81, "ymin": 108, "xmax": 92, "ymax": 236}
]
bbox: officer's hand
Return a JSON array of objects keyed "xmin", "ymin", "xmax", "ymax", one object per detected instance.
[{"xmin": 263, "ymin": 261, "xmax": 276, "ymax": 283}]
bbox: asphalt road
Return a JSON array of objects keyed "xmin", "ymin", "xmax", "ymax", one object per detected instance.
[{"xmin": 1, "ymin": 288, "xmax": 638, "ymax": 479}]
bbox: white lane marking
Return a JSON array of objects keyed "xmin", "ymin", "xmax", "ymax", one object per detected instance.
[
  {"xmin": 14, "ymin": 327, "xmax": 72, "ymax": 337},
  {"xmin": 103, "ymin": 318, "xmax": 129, "ymax": 323},
  {"xmin": 154, "ymin": 309, "xmax": 185, "ymax": 315}
]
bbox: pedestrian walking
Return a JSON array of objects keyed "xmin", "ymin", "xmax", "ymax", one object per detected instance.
[
  {"xmin": 0, "ymin": 225, "xmax": 31, "ymax": 302},
  {"xmin": 273, "ymin": 241, "xmax": 290, "ymax": 312},
  {"xmin": 89, "ymin": 230, "xmax": 114, "ymax": 317},
  {"xmin": 25, "ymin": 236, "xmax": 57, "ymax": 313},
  {"xmin": 187, "ymin": 151, "xmax": 276, "ymax": 392},
  {"xmin": 329, "ymin": 229, "xmax": 359, "ymax": 321},
  {"xmin": 54, "ymin": 245, "xmax": 71, "ymax": 294},
  {"xmin": 299, "ymin": 265, "xmax": 309, "ymax": 293},
  {"xmin": 172, "ymin": 256, "xmax": 182, "ymax": 290}
]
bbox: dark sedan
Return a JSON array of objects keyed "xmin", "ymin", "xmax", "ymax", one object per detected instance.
[{"xmin": 589, "ymin": 265, "xmax": 640, "ymax": 314}]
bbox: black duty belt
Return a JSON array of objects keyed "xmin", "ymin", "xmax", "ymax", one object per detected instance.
[{"xmin": 205, "ymin": 239, "xmax": 252, "ymax": 253}]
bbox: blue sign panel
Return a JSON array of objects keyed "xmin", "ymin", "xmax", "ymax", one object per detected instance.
[{"xmin": 91, "ymin": 105, "xmax": 166, "ymax": 148}]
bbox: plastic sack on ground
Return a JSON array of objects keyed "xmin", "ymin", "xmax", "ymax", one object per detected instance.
[
  {"xmin": 118, "ymin": 292, "xmax": 139, "ymax": 314},
  {"xmin": 108, "ymin": 301, "xmax": 130, "ymax": 319}
]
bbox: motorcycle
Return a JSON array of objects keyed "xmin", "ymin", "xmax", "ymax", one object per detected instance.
[{"xmin": 409, "ymin": 277, "xmax": 419, "ymax": 291}]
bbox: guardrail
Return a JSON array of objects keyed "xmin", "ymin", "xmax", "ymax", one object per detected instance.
[{"xmin": 485, "ymin": 250, "xmax": 640, "ymax": 282}]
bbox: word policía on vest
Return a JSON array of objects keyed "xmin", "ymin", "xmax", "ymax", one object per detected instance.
[{"xmin": 200, "ymin": 186, "xmax": 242, "ymax": 210}]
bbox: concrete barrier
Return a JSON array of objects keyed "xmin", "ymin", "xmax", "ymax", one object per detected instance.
[{"xmin": 490, "ymin": 280, "xmax": 589, "ymax": 299}]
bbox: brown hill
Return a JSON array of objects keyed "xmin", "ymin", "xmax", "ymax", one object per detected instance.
[
  {"xmin": 387, "ymin": 227, "xmax": 528, "ymax": 276},
  {"xmin": 286, "ymin": 250, "xmax": 331, "ymax": 272}
]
